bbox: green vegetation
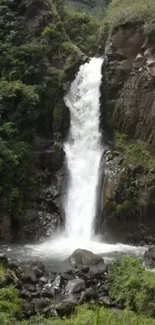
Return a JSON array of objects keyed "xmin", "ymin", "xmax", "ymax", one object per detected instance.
[
  {"xmin": 3, "ymin": 306, "xmax": 155, "ymax": 325},
  {"xmin": 108, "ymin": 257, "xmax": 155, "ymax": 317},
  {"xmin": 0, "ymin": 265, "xmax": 7, "ymax": 286},
  {"xmin": 99, "ymin": 0, "xmax": 155, "ymax": 40},
  {"xmin": 0, "ymin": 286, "xmax": 21, "ymax": 319},
  {"xmin": 0, "ymin": 0, "xmax": 98, "ymax": 223},
  {"xmin": 63, "ymin": 9, "xmax": 99, "ymax": 54},
  {"xmin": 115, "ymin": 130, "xmax": 155, "ymax": 171},
  {"xmin": 108, "ymin": 131, "xmax": 155, "ymax": 218},
  {"xmin": 0, "ymin": 265, "xmax": 21, "ymax": 320}
]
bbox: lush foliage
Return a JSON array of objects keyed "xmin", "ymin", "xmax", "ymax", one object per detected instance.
[
  {"xmin": 99, "ymin": 0, "xmax": 155, "ymax": 40},
  {"xmin": 63, "ymin": 9, "xmax": 99, "ymax": 54},
  {"xmin": 108, "ymin": 257, "xmax": 155, "ymax": 317},
  {"xmin": 0, "ymin": 0, "xmax": 98, "ymax": 222},
  {"xmin": 0, "ymin": 286, "xmax": 21, "ymax": 319},
  {"xmin": 0, "ymin": 265, "xmax": 21, "ymax": 320},
  {"xmin": 115, "ymin": 130, "xmax": 155, "ymax": 171}
]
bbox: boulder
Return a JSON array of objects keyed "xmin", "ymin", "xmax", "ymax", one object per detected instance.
[
  {"xmin": 52, "ymin": 275, "xmax": 64, "ymax": 289},
  {"xmin": 65, "ymin": 279, "xmax": 85, "ymax": 294},
  {"xmin": 0, "ymin": 253, "xmax": 8, "ymax": 266},
  {"xmin": 81, "ymin": 265, "xmax": 89, "ymax": 273},
  {"xmin": 68, "ymin": 249, "xmax": 104, "ymax": 266},
  {"xmin": 144, "ymin": 247, "xmax": 155, "ymax": 268},
  {"xmin": 33, "ymin": 297, "xmax": 51, "ymax": 313},
  {"xmin": 85, "ymin": 287, "xmax": 98, "ymax": 301},
  {"xmin": 99, "ymin": 296, "xmax": 114, "ymax": 307},
  {"xmin": 55, "ymin": 298, "xmax": 76, "ymax": 317},
  {"xmin": 133, "ymin": 53, "xmax": 145, "ymax": 69}
]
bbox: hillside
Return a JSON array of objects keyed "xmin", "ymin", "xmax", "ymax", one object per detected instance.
[{"xmin": 0, "ymin": 0, "xmax": 99, "ymax": 242}]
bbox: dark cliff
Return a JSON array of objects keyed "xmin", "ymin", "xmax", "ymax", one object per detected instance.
[{"xmin": 99, "ymin": 0, "xmax": 155, "ymax": 245}]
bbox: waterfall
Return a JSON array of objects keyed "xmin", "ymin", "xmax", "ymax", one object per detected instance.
[
  {"xmin": 32, "ymin": 57, "xmax": 141, "ymax": 259},
  {"xmin": 64, "ymin": 57, "xmax": 103, "ymax": 240}
]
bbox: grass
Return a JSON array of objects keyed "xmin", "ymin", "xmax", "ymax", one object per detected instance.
[{"xmin": 3, "ymin": 307, "xmax": 155, "ymax": 325}]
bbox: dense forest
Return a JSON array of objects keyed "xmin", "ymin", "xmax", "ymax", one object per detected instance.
[{"xmin": 0, "ymin": 0, "xmax": 99, "ymax": 238}]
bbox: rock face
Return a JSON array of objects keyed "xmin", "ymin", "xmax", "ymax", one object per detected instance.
[
  {"xmin": 104, "ymin": 23, "xmax": 155, "ymax": 152},
  {"xmin": 17, "ymin": 136, "xmax": 66, "ymax": 242},
  {"xmin": 99, "ymin": 22, "xmax": 155, "ymax": 245},
  {"xmin": 68, "ymin": 249, "xmax": 104, "ymax": 266},
  {"xmin": 101, "ymin": 148, "xmax": 155, "ymax": 244}
]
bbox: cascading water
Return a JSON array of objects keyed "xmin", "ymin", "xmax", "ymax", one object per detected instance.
[
  {"xmin": 30, "ymin": 57, "xmax": 145, "ymax": 259},
  {"xmin": 63, "ymin": 57, "xmax": 103, "ymax": 240}
]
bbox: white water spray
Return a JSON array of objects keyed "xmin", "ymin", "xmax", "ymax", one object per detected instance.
[
  {"xmin": 30, "ymin": 58, "xmax": 145, "ymax": 259},
  {"xmin": 64, "ymin": 57, "xmax": 103, "ymax": 239}
]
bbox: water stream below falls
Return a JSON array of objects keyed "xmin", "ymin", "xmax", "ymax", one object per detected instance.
[{"xmin": 2, "ymin": 58, "xmax": 146, "ymax": 263}]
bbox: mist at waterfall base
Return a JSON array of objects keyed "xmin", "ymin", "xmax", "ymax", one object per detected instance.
[{"xmin": 29, "ymin": 58, "xmax": 144, "ymax": 260}]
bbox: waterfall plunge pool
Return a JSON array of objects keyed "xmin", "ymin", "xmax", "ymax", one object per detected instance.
[{"xmin": 0, "ymin": 58, "xmax": 147, "ymax": 270}]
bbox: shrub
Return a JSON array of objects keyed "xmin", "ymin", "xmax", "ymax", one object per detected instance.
[
  {"xmin": 99, "ymin": 0, "xmax": 155, "ymax": 40},
  {"xmin": 114, "ymin": 130, "xmax": 155, "ymax": 171},
  {"xmin": 0, "ymin": 286, "xmax": 21, "ymax": 319},
  {"xmin": 108, "ymin": 257, "xmax": 155, "ymax": 317},
  {"xmin": 4, "ymin": 306, "xmax": 155, "ymax": 325}
]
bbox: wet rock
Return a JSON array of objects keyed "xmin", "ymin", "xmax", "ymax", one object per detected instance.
[
  {"xmin": 0, "ymin": 215, "xmax": 12, "ymax": 243},
  {"xmin": 119, "ymin": 59, "xmax": 133, "ymax": 72},
  {"xmin": 7, "ymin": 261, "xmax": 19, "ymax": 270},
  {"xmin": 52, "ymin": 275, "xmax": 64, "ymax": 289},
  {"xmin": 27, "ymin": 268, "xmax": 38, "ymax": 284},
  {"xmin": 99, "ymin": 296, "xmax": 114, "ymax": 307},
  {"xmin": 55, "ymin": 298, "xmax": 76, "ymax": 317},
  {"xmin": 99, "ymin": 284, "xmax": 108, "ymax": 296},
  {"xmin": 68, "ymin": 249, "xmax": 104, "ymax": 266},
  {"xmin": 6, "ymin": 269, "xmax": 20, "ymax": 285},
  {"xmin": 33, "ymin": 297, "xmax": 51, "ymax": 313},
  {"xmin": 65, "ymin": 278, "xmax": 85, "ymax": 294},
  {"xmin": 144, "ymin": 247, "xmax": 155, "ymax": 268},
  {"xmin": 41, "ymin": 288, "xmax": 54, "ymax": 299},
  {"xmin": 133, "ymin": 53, "xmax": 145, "ymax": 69},
  {"xmin": 43, "ymin": 142, "xmax": 65, "ymax": 172},
  {"xmin": 0, "ymin": 253, "xmax": 8, "ymax": 266},
  {"xmin": 85, "ymin": 287, "xmax": 98, "ymax": 301},
  {"xmin": 22, "ymin": 299, "xmax": 35, "ymax": 316},
  {"xmin": 20, "ymin": 289, "xmax": 32, "ymax": 299},
  {"xmin": 30, "ymin": 261, "xmax": 45, "ymax": 271},
  {"xmin": 40, "ymin": 276, "xmax": 47, "ymax": 284},
  {"xmin": 43, "ymin": 305, "xmax": 57, "ymax": 317},
  {"xmin": 81, "ymin": 266, "xmax": 89, "ymax": 273}
]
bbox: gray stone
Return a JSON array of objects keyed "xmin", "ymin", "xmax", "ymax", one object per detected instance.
[
  {"xmin": 52, "ymin": 275, "xmax": 64, "ymax": 289},
  {"xmin": 144, "ymin": 247, "xmax": 155, "ymax": 268},
  {"xmin": 133, "ymin": 53, "xmax": 144, "ymax": 69},
  {"xmin": 68, "ymin": 249, "xmax": 104, "ymax": 266},
  {"xmin": 85, "ymin": 287, "xmax": 98, "ymax": 301},
  {"xmin": 55, "ymin": 298, "xmax": 76, "ymax": 317},
  {"xmin": 65, "ymin": 278, "xmax": 85, "ymax": 294},
  {"xmin": 0, "ymin": 253, "xmax": 8, "ymax": 266},
  {"xmin": 99, "ymin": 296, "xmax": 113, "ymax": 307}
]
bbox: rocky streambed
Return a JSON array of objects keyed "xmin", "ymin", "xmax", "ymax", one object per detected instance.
[{"xmin": 0, "ymin": 247, "xmax": 154, "ymax": 319}]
